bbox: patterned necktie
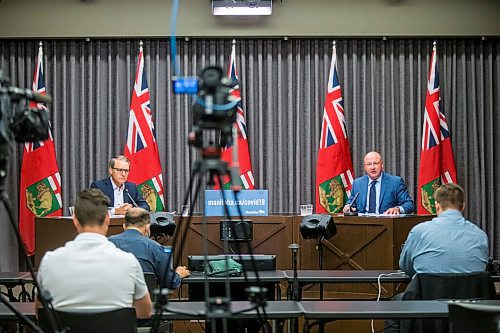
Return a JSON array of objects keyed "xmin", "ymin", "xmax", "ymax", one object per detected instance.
[{"xmin": 368, "ymin": 180, "xmax": 377, "ymax": 213}]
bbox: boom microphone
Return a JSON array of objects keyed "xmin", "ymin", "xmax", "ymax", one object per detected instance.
[
  {"xmin": 350, "ymin": 192, "xmax": 360, "ymax": 206},
  {"xmin": 344, "ymin": 192, "xmax": 360, "ymax": 216},
  {"xmin": 124, "ymin": 188, "xmax": 138, "ymax": 207}
]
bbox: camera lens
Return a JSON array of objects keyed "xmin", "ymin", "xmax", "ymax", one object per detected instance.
[{"xmin": 201, "ymin": 66, "xmax": 223, "ymax": 90}]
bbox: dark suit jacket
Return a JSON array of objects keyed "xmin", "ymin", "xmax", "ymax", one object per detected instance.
[
  {"xmin": 90, "ymin": 177, "xmax": 150, "ymax": 211},
  {"xmin": 347, "ymin": 172, "xmax": 415, "ymax": 214}
]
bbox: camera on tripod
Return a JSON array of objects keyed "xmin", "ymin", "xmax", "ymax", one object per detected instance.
[
  {"xmin": 0, "ymin": 71, "xmax": 51, "ymax": 145},
  {"xmin": 0, "ymin": 70, "xmax": 51, "ymax": 188},
  {"xmin": 175, "ymin": 66, "xmax": 238, "ymax": 151}
]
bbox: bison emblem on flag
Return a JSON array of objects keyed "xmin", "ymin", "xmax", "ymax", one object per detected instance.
[{"xmin": 26, "ymin": 174, "xmax": 62, "ymax": 217}]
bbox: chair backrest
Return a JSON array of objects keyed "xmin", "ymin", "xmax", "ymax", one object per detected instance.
[
  {"xmin": 402, "ymin": 271, "xmax": 496, "ymax": 301},
  {"xmin": 143, "ymin": 272, "xmax": 158, "ymax": 301},
  {"xmin": 38, "ymin": 307, "xmax": 137, "ymax": 333},
  {"xmin": 401, "ymin": 272, "xmax": 496, "ymax": 333},
  {"xmin": 449, "ymin": 302, "xmax": 500, "ymax": 333}
]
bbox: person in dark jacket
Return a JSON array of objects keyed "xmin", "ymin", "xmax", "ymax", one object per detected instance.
[{"xmin": 90, "ymin": 155, "xmax": 149, "ymax": 215}]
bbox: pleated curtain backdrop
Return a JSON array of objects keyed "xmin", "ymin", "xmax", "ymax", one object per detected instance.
[{"xmin": 0, "ymin": 38, "xmax": 498, "ymax": 269}]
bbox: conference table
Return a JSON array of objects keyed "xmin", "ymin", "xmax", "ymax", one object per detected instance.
[
  {"xmin": 284, "ymin": 270, "xmax": 500, "ymax": 299},
  {"xmin": 0, "ymin": 301, "xmax": 302, "ymax": 333},
  {"xmin": 3, "ymin": 300, "xmax": 500, "ymax": 332},
  {"xmin": 0, "ymin": 301, "xmax": 303, "ymax": 320},
  {"xmin": 0, "ymin": 272, "xmax": 33, "ymax": 302},
  {"xmin": 300, "ymin": 300, "xmax": 448, "ymax": 333},
  {"xmin": 162, "ymin": 300, "xmax": 302, "ymax": 333},
  {"xmin": 284, "ymin": 269, "xmax": 411, "ymax": 283},
  {"xmin": 284, "ymin": 269, "xmax": 411, "ymax": 300}
]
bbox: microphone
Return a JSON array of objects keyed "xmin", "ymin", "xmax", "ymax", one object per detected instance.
[
  {"xmin": 344, "ymin": 192, "xmax": 360, "ymax": 216},
  {"xmin": 288, "ymin": 243, "xmax": 300, "ymax": 301},
  {"xmin": 124, "ymin": 188, "xmax": 138, "ymax": 207}
]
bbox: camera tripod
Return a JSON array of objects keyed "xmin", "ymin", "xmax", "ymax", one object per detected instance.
[
  {"xmin": 0, "ymin": 75, "xmax": 66, "ymax": 333},
  {"xmin": 149, "ymin": 144, "xmax": 269, "ymax": 333}
]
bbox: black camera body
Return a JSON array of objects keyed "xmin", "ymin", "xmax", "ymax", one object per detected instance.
[
  {"xmin": 0, "ymin": 70, "xmax": 51, "ymax": 189},
  {"xmin": 0, "ymin": 74, "xmax": 50, "ymax": 145},
  {"xmin": 190, "ymin": 66, "xmax": 237, "ymax": 149}
]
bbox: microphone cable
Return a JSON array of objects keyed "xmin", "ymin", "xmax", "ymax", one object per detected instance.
[{"xmin": 371, "ymin": 271, "xmax": 408, "ymax": 333}]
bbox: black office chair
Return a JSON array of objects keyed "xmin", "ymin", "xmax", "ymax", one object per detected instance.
[
  {"xmin": 399, "ymin": 272, "xmax": 496, "ymax": 333},
  {"xmin": 144, "ymin": 272, "xmax": 159, "ymax": 300},
  {"xmin": 449, "ymin": 302, "xmax": 500, "ymax": 333},
  {"xmin": 38, "ymin": 307, "xmax": 137, "ymax": 333}
]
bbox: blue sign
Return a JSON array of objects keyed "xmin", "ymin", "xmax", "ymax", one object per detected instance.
[{"xmin": 205, "ymin": 190, "xmax": 269, "ymax": 216}]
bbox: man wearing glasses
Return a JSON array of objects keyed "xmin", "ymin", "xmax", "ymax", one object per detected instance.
[
  {"xmin": 343, "ymin": 151, "xmax": 414, "ymax": 215},
  {"xmin": 91, "ymin": 155, "xmax": 149, "ymax": 215}
]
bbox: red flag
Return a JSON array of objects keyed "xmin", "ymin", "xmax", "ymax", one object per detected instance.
[
  {"xmin": 315, "ymin": 43, "xmax": 355, "ymax": 213},
  {"xmin": 417, "ymin": 44, "xmax": 457, "ymax": 214},
  {"xmin": 217, "ymin": 40, "xmax": 254, "ymax": 190},
  {"xmin": 124, "ymin": 44, "xmax": 165, "ymax": 211},
  {"xmin": 19, "ymin": 42, "xmax": 62, "ymax": 255}
]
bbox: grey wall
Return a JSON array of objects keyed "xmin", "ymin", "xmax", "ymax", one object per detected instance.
[{"xmin": 0, "ymin": 0, "xmax": 499, "ymax": 38}]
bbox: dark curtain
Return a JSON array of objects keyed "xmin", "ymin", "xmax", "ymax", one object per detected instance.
[{"xmin": 0, "ymin": 38, "xmax": 498, "ymax": 270}]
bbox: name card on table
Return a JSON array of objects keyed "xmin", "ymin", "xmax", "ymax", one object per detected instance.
[{"xmin": 205, "ymin": 190, "xmax": 269, "ymax": 216}]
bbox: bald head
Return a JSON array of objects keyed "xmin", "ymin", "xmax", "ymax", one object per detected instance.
[
  {"xmin": 363, "ymin": 151, "xmax": 384, "ymax": 180},
  {"xmin": 124, "ymin": 207, "xmax": 150, "ymax": 228}
]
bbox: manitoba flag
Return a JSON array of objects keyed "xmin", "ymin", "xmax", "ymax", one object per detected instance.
[
  {"xmin": 19, "ymin": 42, "xmax": 62, "ymax": 255},
  {"xmin": 124, "ymin": 43, "xmax": 165, "ymax": 211},
  {"xmin": 217, "ymin": 40, "xmax": 254, "ymax": 190},
  {"xmin": 417, "ymin": 43, "xmax": 457, "ymax": 214},
  {"xmin": 315, "ymin": 42, "xmax": 355, "ymax": 213}
]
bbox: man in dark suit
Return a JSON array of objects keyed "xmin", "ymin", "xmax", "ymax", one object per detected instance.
[
  {"xmin": 343, "ymin": 151, "xmax": 414, "ymax": 215},
  {"xmin": 91, "ymin": 155, "xmax": 149, "ymax": 215}
]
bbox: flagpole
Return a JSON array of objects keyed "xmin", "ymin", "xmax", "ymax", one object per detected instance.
[{"xmin": 230, "ymin": 39, "xmax": 241, "ymax": 191}]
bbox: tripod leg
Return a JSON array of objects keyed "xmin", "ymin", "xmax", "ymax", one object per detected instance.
[
  {"xmin": 0, "ymin": 192, "xmax": 62, "ymax": 333},
  {"xmin": 151, "ymin": 168, "xmax": 203, "ymax": 332}
]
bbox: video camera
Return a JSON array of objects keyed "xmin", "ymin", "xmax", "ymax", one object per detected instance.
[
  {"xmin": 0, "ymin": 70, "xmax": 51, "ymax": 189},
  {"xmin": 174, "ymin": 66, "xmax": 238, "ymax": 150},
  {"xmin": 0, "ymin": 71, "xmax": 50, "ymax": 144}
]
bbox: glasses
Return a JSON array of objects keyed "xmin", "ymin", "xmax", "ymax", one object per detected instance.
[
  {"xmin": 112, "ymin": 167, "xmax": 130, "ymax": 173},
  {"xmin": 364, "ymin": 162, "xmax": 381, "ymax": 167}
]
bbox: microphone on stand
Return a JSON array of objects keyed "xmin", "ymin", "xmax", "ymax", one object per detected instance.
[
  {"xmin": 344, "ymin": 192, "xmax": 360, "ymax": 216},
  {"xmin": 124, "ymin": 188, "xmax": 138, "ymax": 207},
  {"xmin": 288, "ymin": 243, "xmax": 300, "ymax": 301}
]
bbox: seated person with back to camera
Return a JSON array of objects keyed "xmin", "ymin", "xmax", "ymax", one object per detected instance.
[
  {"xmin": 35, "ymin": 189, "xmax": 151, "ymax": 319},
  {"xmin": 384, "ymin": 183, "xmax": 489, "ymax": 333},
  {"xmin": 90, "ymin": 155, "xmax": 149, "ymax": 215},
  {"xmin": 399, "ymin": 183, "xmax": 488, "ymax": 278},
  {"xmin": 109, "ymin": 207, "xmax": 190, "ymax": 290},
  {"xmin": 343, "ymin": 151, "xmax": 415, "ymax": 215}
]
